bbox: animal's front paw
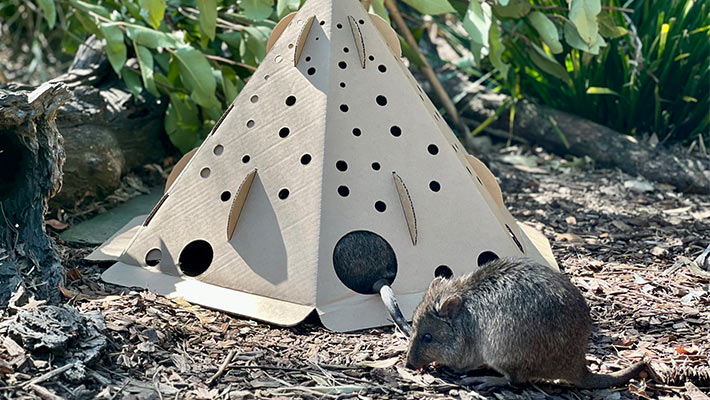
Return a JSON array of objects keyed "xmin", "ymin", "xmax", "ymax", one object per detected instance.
[{"xmin": 459, "ymin": 375, "xmax": 511, "ymax": 391}]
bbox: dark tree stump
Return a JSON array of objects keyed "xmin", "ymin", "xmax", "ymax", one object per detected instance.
[{"xmin": 0, "ymin": 82, "xmax": 70, "ymax": 306}]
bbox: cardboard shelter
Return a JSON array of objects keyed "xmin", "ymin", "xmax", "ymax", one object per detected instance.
[{"xmin": 94, "ymin": 0, "xmax": 558, "ymax": 332}]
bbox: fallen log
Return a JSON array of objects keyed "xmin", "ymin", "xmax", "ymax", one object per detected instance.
[{"xmin": 0, "ymin": 82, "xmax": 70, "ymax": 306}]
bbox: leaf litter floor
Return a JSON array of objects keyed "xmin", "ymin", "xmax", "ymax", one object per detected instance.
[{"xmin": 1, "ymin": 146, "xmax": 708, "ymax": 400}]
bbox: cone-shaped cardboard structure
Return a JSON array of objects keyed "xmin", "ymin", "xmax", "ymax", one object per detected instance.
[{"xmin": 98, "ymin": 0, "xmax": 558, "ymax": 332}]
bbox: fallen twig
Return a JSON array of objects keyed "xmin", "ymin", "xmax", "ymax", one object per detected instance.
[{"xmin": 206, "ymin": 349, "xmax": 237, "ymax": 385}]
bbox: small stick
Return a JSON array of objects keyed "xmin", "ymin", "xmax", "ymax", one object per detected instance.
[
  {"xmin": 23, "ymin": 363, "xmax": 76, "ymax": 388},
  {"xmin": 30, "ymin": 384, "xmax": 66, "ymax": 400},
  {"xmin": 384, "ymin": 0, "xmax": 474, "ymax": 149},
  {"xmin": 206, "ymin": 349, "xmax": 237, "ymax": 385}
]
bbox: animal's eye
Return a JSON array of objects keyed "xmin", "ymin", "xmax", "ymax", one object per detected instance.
[{"xmin": 422, "ymin": 333, "xmax": 432, "ymax": 343}]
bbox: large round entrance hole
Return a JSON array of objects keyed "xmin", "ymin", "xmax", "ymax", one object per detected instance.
[
  {"xmin": 179, "ymin": 240, "xmax": 213, "ymax": 277},
  {"xmin": 435, "ymin": 265, "xmax": 453, "ymax": 279},
  {"xmin": 333, "ymin": 231, "xmax": 397, "ymax": 294},
  {"xmin": 477, "ymin": 251, "xmax": 499, "ymax": 267},
  {"xmin": 145, "ymin": 248, "xmax": 162, "ymax": 267}
]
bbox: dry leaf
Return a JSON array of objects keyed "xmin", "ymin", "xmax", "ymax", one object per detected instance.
[
  {"xmin": 358, "ymin": 357, "xmax": 399, "ymax": 369},
  {"xmin": 45, "ymin": 219, "xmax": 68, "ymax": 230},
  {"xmin": 565, "ymin": 216, "xmax": 577, "ymax": 225},
  {"xmin": 556, "ymin": 232, "xmax": 583, "ymax": 242}
]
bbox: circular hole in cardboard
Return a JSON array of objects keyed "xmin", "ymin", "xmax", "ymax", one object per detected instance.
[
  {"xmin": 179, "ymin": 240, "xmax": 213, "ymax": 277},
  {"xmin": 376, "ymin": 95, "xmax": 388, "ymax": 106},
  {"xmin": 352, "ymin": 128, "xmax": 361, "ymax": 136},
  {"xmin": 285, "ymin": 96, "xmax": 297, "ymax": 106},
  {"xmin": 307, "ymin": 67, "xmax": 316, "ymax": 75},
  {"xmin": 336, "ymin": 160, "xmax": 348, "ymax": 171},
  {"xmin": 332, "ymin": 230, "xmax": 397, "ymax": 294},
  {"xmin": 338, "ymin": 185, "xmax": 350, "ymax": 197},
  {"xmin": 338, "ymin": 61, "xmax": 347, "ymax": 69},
  {"xmin": 278, "ymin": 188, "xmax": 290, "ymax": 200},
  {"xmin": 390, "ymin": 126, "xmax": 402, "ymax": 137},
  {"xmin": 506, "ymin": 224, "xmax": 525, "ymax": 253},
  {"xmin": 435, "ymin": 265, "xmax": 453, "ymax": 279},
  {"xmin": 305, "ymin": 56, "xmax": 311, "ymax": 62},
  {"xmin": 319, "ymin": 20, "xmax": 325, "ymax": 25},
  {"xmin": 337, "ymin": 23, "xmax": 343, "ymax": 29},
  {"xmin": 340, "ymin": 104, "xmax": 349, "ymax": 112},
  {"xmin": 220, "ymin": 191, "xmax": 231, "ymax": 202},
  {"xmin": 213, "ymin": 145, "xmax": 224, "ymax": 156},
  {"xmin": 275, "ymin": 55, "xmax": 283, "ymax": 63},
  {"xmin": 340, "ymin": 82, "xmax": 346, "ymax": 88},
  {"xmin": 378, "ymin": 64, "xmax": 387, "ymax": 73},
  {"xmin": 371, "ymin": 162, "xmax": 381, "ymax": 171},
  {"xmin": 242, "ymin": 154, "xmax": 250, "ymax": 163},
  {"xmin": 343, "ymin": 47, "xmax": 350, "ymax": 53},
  {"xmin": 200, "ymin": 168, "xmax": 210, "ymax": 178},
  {"xmin": 264, "ymin": 74, "xmax": 270, "ymax": 80},
  {"xmin": 428, "ymin": 144, "xmax": 439, "ymax": 155},
  {"xmin": 300, "ymin": 153, "xmax": 312, "ymax": 165},
  {"xmin": 358, "ymin": 19, "xmax": 365, "ymax": 24},
  {"xmin": 477, "ymin": 251, "xmax": 499, "ymax": 267},
  {"xmin": 250, "ymin": 95, "xmax": 258, "ymax": 103},
  {"xmin": 288, "ymin": 43, "xmax": 294, "ymax": 49},
  {"xmin": 375, "ymin": 201, "xmax": 386, "ymax": 212},
  {"xmin": 315, "ymin": 36, "xmax": 320, "ymax": 40},
  {"xmin": 246, "ymin": 120, "xmax": 255, "ymax": 128},
  {"xmin": 429, "ymin": 181, "xmax": 441, "ymax": 192},
  {"xmin": 279, "ymin": 127, "xmax": 290, "ymax": 138},
  {"xmin": 369, "ymin": 55, "xmax": 375, "ymax": 61},
  {"xmin": 145, "ymin": 248, "xmax": 162, "ymax": 267}
]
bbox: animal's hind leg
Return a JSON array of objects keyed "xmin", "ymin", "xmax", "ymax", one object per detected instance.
[{"xmin": 459, "ymin": 375, "xmax": 511, "ymax": 390}]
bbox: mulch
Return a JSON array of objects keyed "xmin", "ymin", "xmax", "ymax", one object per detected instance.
[{"xmin": 1, "ymin": 146, "xmax": 708, "ymax": 400}]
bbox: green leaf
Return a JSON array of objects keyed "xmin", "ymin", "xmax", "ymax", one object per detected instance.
[
  {"xmin": 563, "ymin": 21, "xmax": 606, "ymax": 55},
  {"xmin": 597, "ymin": 11, "xmax": 627, "ymax": 38},
  {"xmin": 528, "ymin": 11, "xmax": 563, "ymax": 54},
  {"xmin": 100, "ymin": 23, "xmax": 127, "ymax": 75},
  {"xmin": 69, "ymin": 0, "xmax": 110, "ymax": 18},
  {"xmin": 36, "ymin": 0, "xmax": 56, "ymax": 29},
  {"xmin": 218, "ymin": 31, "xmax": 242, "ymax": 48},
  {"xmin": 567, "ymin": 0, "xmax": 601, "ymax": 45},
  {"xmin": 401, "ymin": 0, "xmax": 455, "ymax": 15},
  {"xmin": 196, "ymin": 0, "xmax": 217, "ymax": 40},
  {"xmin": 134, "ymin": 43, "xmax": 160, "ymax": 97},
  {"xmin": 242, "ymin": 26, "xmax": 271, "ymax": 64},
  {"xmin": 139, "ymin": 0, "xmax": 166, "ymax": 29},
  {"xmin": 122, "ymin": 67, "xmax": 143, "ymax": 97},
  {"xmin": 492, "ymin": 0, "xmax": 530, "ymax": 19},
  {"xmin": 528, "ymin": 43, "xmax": 571, "ymax": 84},
  {"xmin": 240, "ymin": 0, "xmax": 274, "ymax": 21},
  {"xmin": 276, "ymin": 0, "xmax": 300, "ymax": 19},
  {"xmin": 586, "ymin": 86, "xmax": 619, "ymax": 95},
  {"xmin": 73, "ymin": 10, "xmax": 101, "ymax": 36},
  {"xmin": 172, "ymin": 46, "xmax": 220, "ymax": 109},
  {"xmin": 126, "ymin": 25, "xmax": 182, "ymax": 49},
  {"xmin": 369, "ymin": 0, "xmax": 389, "ymax": 22},
  {"xmin": 488, "ymin": 20, "xmax": 509, "ymax": 76},
  {"xmin": 165, "ymin": 93, "xmax": 201, "ymax": 154},
  {"xmin": 220, "ymin": 66, "xmax": 240, "ymax": 104},
  {"xmin": 463, "ymin": 0, "xmax": 491, "ymax": 65}
]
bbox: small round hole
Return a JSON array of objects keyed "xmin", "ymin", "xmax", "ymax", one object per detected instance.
[
  {"xmin": 179, "ymin": 240, "xmax": 213, "ymax": 277},
  {"xmin": 336, "ymin": 160, "xmax": 348, "ymax": 171},
  {"xmin": 220, "ymin": 191, "xmax": 231, "ymax": 202},
  {"xmin": 242, "ymin": 154, "xmax": 250, "ymax": 163},
  {"xmin": 352, "ymin": 128, "xmax": 361, "ymax": 136},
  {"xmin": 300, "ymin": 154, "xmax": 312, "ymax": 165},
  {"xmin": 288, "ymin": 43, "xmax": 294, "ymax": 49},
  {"xmin": 250, "ymin": 95, "xmax": 258, "ymax": 103},
  {"xmin": 371, "ymin": 162, "xmax": 381, "ymax": 171},
  {"xmin": 434, "ymin": 265, "xmax": 453, "ymax": 279},
  {"xmin": 337, "ymin": 23, "xmax": 343, "ymax": 29},
  {"xmin": 145, "ymin": 248, "xmax": 162, "ymax": 267},
  {"xmin": 305, "ymin": 56, "xmax": 311, "ymax": 62},
  {"xmin": 319, "ymin": 20, "xmax": 325, "ymax": 25},
  {"xmin": 213, "ymin": 145, "xmax": 224, "ymax": 156},
  {"xmin": 338, "ymin": 61, "xmax": 347, "ymax": 69},
  {"xmin": 278, "ymin": 188, "xmax": 290, "ymax": 200},
  {"xmin": 376, "ymin": 95, "xmax": 388, "ymax": 106},
  {"xmin": 315, "ymin": 36, "xmax": 320, "ymax": 40},
  {"xmin": 338, "ymin": 185, "xmax": 350, "ymax": 197},
  {"xmin": 429, "ymin": 181, "xmax": 441, "ymax": 192},
  {"xmin": 307, "ymin": 67, "xmax": 316, "ymax": 75},
  {"xmin": 427, "ymin": 144, "xmax": 439, "ymax": 155},
  {"xmin": 275, "ymin": 55, "xmax": 283, "ymax": 63},
  {"xmin": 264, "ymin": 74, "xmax": 270, "ymax": 80},
  {"xmin": 340, "ymin": 82, "xmax": 346, "ymax": 88},
  {"xmin": 368, "ymin": 55, "xmax": 374, "ymax": 61},
  {"xmin": 343, "ymin": 47, "xmax": 349, "ymax": 53},
  {"xmin": 375, "ymin": 201, "xmax": 386, "ymax": 212},
  {"xmin": 477, "ymin": 251, "xmax": 499, "ymax": 267},
  {"xmin": 358, "ymin": 19, "xmax": 364, "ymax": 24},
  {"xmin": 200, "ymin": 168, "xmax": 210, "ymax": 178},
  {"xmin": 390, "ymin": 126, "xmax": 402, "ymax": 137},
  {"xmin": 378, "ymin": 64, "xmax": 387, "ymax": 73},
  {"xmin": 286, "ymin": 96, "xmax": 297, "ymax": 106},
  {"xmin": 279, "ymin": 127, "xmax": 290, "ymax": 138},
  {"xmin": 340, "ymin": 104, "xmax": 349, "ymax": 112},
  {"xmin": 246, "ymin": 120, "xmax": 255, "ymax": 128}
]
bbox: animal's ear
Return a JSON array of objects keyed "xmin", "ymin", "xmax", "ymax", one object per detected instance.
[
  {"xmin": 427, "ymin": 276, "xmax": 445, "ymax": 291},
  {"xmin": 437, "ymin": 295, "xmax": 462, "ymax": 318}
]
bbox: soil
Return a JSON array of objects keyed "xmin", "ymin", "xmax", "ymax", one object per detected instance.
[{"xmin": 1, "ymin": 146, "xmax": 709, "ymax": 400}]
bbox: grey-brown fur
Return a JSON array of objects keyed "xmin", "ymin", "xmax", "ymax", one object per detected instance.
[{"xmin": 406, "ymin": 257, "xmax": 645, "ymax": 389}]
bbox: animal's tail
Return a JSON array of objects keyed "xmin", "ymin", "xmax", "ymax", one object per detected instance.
[{"xmin": 579, "ymin": 361, "xmax": 646, "ymax": 389}]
